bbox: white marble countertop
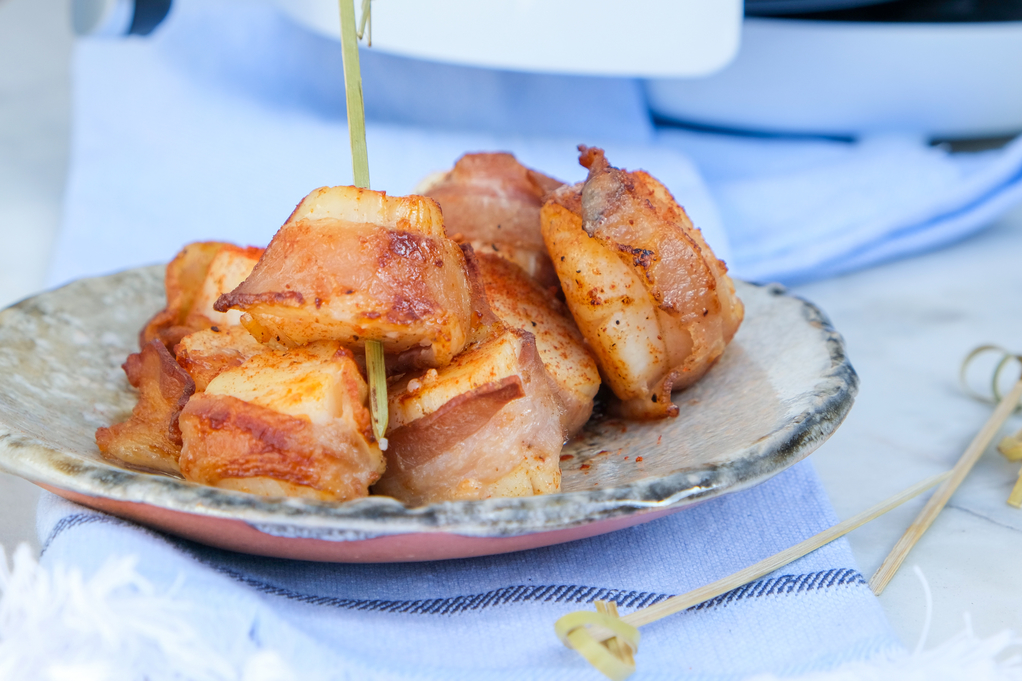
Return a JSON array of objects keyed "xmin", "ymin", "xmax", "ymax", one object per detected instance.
[
  {"xmin": 2, "ymin": 0, "xmax": 1021, "ymax": 655},
  {"xmin": 796, "ymin": 204, "xmax": 1022, "ymax": 648}
]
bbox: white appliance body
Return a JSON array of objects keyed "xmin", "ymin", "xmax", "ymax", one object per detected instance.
[
  {"xmin": 647, "ymin": 18, "xmax": 1022, "ymax": 138},
  {"xmin": 273, "ymin": 0, "xmax": 743, "ymax": 77}
]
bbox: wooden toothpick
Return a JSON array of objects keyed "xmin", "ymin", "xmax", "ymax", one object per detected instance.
[
  {"xmin": 556, "ymin": 471, "xmax": 951, "ymax": 679},
  {"xmin": 999, "ymin": 427, "xmax": 1022, "ymax": 508},
  {"xmin": 1008, "ymin": 467, "xmax": 1022, "ymax": 508},
  {"xmin": 338, "ymin": 0, "xmax": 388, "ymax": 445},
  {"xmin": 338, "ymin": 0, "xmax": 370, "ymax": 189},
  {"xmin": 622, "ymin": 471, "xmax": 950, "ymax": 630},
  {"xmin": 595, "ymin": 600, "xmax": 634, "ymax": 668},
  {"xmin": 869, "ymin": 374, "xmax": 1022, "ymax": 595}
]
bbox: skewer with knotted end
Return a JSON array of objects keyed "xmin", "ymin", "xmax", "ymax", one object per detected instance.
[
  {"xmin": 338, "ymin": 0, "xmax": 388, "ymax": 447},
  {"xmin": 555, "ymin": 471, "xmax": 952, "ymax": 680},
  {"xmin": 983, "ymin": 349, "xmax": 1022, "ymax": 508},
  {"xmin": 869, "ymin": 352, "xmax": 1022, "ymax": 595},
  {"xmin": 999, "ymin": 428, "xmax": 1022, "ymax": 507},
  {"xmin": 959, "ymin": 346, "xmax": 1022, "ymax": 507}
]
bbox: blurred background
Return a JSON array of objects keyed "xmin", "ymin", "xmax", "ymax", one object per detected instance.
[{"xmin": 0, "ymin": 0, "xmax": 70, "ymax": 555}]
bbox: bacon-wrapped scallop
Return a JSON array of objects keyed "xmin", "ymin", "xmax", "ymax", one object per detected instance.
[
  {"xmin": 174, "ymin": 325, "xmax": 265, "ymax": 392},
  {"xmin": 141, "ymin": 242, "xmax": 263, "ymax": 350},
  {"xmin": 475, "ymin": 253, "xmax": 600, "ymax": 437},
  {"xmin": 178, "ymin": 341, "xmax": 385, "ymax": 501},
  {"xmin": 215, "ymin": 186, "xmax": 474, "ymax": 370},
  {"xmin": 541, "ymin": 147, "xmax": 744, "ymax": 419},
  {"xmin": 373, "ymin": 324, "xmax": 563, "ymax": 506},
  {"xmin": 421, "ymin": 152, "xmax": 563, "ymax": 288}
]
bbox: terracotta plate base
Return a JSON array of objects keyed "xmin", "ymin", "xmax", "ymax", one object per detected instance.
[{"xmin": 41, "ymin": 483, "xmax": 680, "ymax": 562}]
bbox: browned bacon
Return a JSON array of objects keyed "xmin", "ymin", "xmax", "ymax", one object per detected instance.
[
  {"xmin": 216, "ymin": 186, "xmax": 473, "ymax": 369},
  {"xmin": 96, "ymin": 339, "xmax": 196, "ymax": 474},
  {"xmin": 374, "ymin": 326, "xmax": 563, "ymax": 506},
  {"xmin": 476, "ymin": 253, "xmax": 599, "ymax": 437},
  {"xmin": 178, "ymin": 341, "xmax": 384, "ymax": 501},
  {"xmin": 422, "ymin": 152, "xmax": 563, "ymax": 288}
]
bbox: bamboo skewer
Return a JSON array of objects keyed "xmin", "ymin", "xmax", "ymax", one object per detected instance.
[
  {"xmin": 869, "ymin": 375, "xmax": 1022, "ymax": 595},
  {"xmin": 595, "ymin": 601, "xmax": 634, "ymax": 667},
  {"xmin": 365, "ymin": 337, "xmax": 389, "ymax": 448},
  {"xmin": 555, "ymin": 470, "xmax": 952, "ymax": 672},
  {"xmin": 338, "ymin": 0, "xmax": 370, "ymax": 190},
  {"xmin": 616, "ymin": 470, "xmax": 950, "ymax": 632},
  {"xmin": 998, "ymin": 426, "xmax": 1022, "ymax": 508},
  {"xmin": 338, "ymin": 0, "xmax": 389, "ymax": 444},
  {"xmin": 962, "ymin": 347, "xmax": 1022, "ymax": 508},
  {"xmin": 1008, "ymin": 468, "xmax": 1022, "ymax": 508}
]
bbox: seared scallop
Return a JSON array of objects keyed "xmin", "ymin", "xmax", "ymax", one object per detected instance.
[{"xmin": 541, "ymin": 146, "xmax": 743, "ymax": 419}]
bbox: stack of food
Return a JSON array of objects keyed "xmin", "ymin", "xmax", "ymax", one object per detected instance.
[{"xmin": 96, "ymin": 147, "xmax": 744, "ymax": 506}]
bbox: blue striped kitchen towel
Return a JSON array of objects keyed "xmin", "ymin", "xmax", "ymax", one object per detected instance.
[{"xmin": 35, "ymin": 460, "xmax": 897, "ymax": 680}]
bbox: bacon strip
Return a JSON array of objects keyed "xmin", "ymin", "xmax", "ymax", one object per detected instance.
[{"xmin": 96, "ymin": 339, "xmax": 195, "ymax": 474}]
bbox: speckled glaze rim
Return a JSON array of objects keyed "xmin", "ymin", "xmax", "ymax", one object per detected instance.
[{"xmin": 0, "ymin": 272, "xmax": 858, "ymax": 542}]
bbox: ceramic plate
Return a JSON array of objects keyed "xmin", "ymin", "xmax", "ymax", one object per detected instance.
[{"xmin": 0, "ymin": 268, "xmax": 857, "ymax": 562}]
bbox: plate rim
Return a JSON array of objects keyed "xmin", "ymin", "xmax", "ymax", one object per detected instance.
[{"xmin": 0, "ymin": 268, "xmax": 858, "ymax": 540}]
